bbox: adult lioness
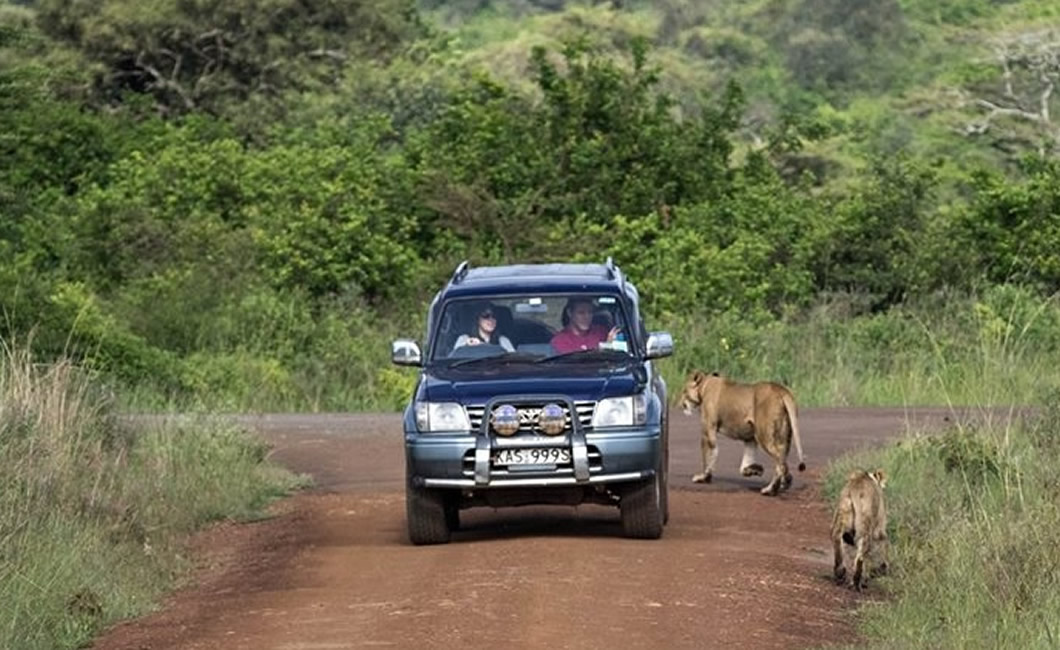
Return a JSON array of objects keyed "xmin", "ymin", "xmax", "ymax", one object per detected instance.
[
  {"xmin": 832, "ymin": 469, "xmax": 889, "ymax": 591},
  {"xmin": 680, "ymin": 371, "xmax": 806, "ymax": 496}
]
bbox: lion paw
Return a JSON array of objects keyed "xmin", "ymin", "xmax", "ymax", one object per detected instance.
[
  {"xmin": 692, "ymin": 472, "xmax": 712, "ymax": 484},
  {"xmin": 741, "ymin": 463, "xmax": 765, "ymax": 477}
]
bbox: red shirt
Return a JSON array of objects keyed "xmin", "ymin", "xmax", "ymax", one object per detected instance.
[{"xmin": 551, "ymin": 324, "xmax": 610, "ymax": 353}]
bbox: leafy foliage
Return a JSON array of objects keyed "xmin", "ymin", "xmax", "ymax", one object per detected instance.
[
  {"xmin": 34, "ymin": 0, "xmax": 425, "ymax": 116},
  {"xmin": 2, "ymin": 0, "xmax": 1060, "ymax": 411},
  {"xmin": 408, "ymin": 39, "xmax": 743, "ymax": 262},
  {"xmin": 954, "ymin": 158, "xmax": 1060, "ymax": 291}
]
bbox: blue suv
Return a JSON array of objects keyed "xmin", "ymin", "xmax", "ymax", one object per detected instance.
[{"xmin": 392, "ymin": 259, "xmax": 674, "ymax": 544}]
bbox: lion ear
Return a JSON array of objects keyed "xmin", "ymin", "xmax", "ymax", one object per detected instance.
[
  {"xmin": 691, "ymin": 370, "xmax": 706, "ymax": 383},
  {"xmin": 873, "ymin": 469, "xmax": 887, "ymax": 488}
]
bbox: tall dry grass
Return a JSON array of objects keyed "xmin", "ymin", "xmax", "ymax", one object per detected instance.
[{"xmin": 0, "ymin": 343, "xmax": 303, "ymax": 649}]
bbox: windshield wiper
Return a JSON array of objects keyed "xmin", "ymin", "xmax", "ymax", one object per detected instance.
[
  {"xmin": 447, "ymin": 352, "xmax": 540, "ymax": 368},
  {"xmin": 534, "ymin": 348, "xmax": 631, "ymax": 364}
]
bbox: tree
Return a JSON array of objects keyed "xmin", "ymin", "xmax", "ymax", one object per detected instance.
[
  {"xmin": 953, "ymin": 158, "xmax": 1060, "ymax": 292},
  {"xmin": 956, "ymin": 29, "xmax": 1060, "ymax": 156},
  {"xmin": 810, "ymin": 157, "xmax": 939, "ymax": 309},
  {"xmin": 409, "ymin": 39, "xmax": 743, "ymax": 264},
  {"xmin": 34, "ymin": 0, "xmax": 425, "ymax": 116},
  {"xmin": 778, "ymin": 0, "xmax": 906, "ymax": 95}
]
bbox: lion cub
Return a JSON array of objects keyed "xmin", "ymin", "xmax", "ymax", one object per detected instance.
[{"xmin": 832, "ymin": 469, "xmax": 889, "ymax": 591}]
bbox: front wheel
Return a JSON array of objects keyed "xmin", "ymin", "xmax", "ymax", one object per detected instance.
[
  {"xmin": 661, "ymin": 413, "xmax": 670, "ymax": 525},
  {"xmin": 406, "ymin": 482, "xmax": 452, "ymax": 545},
  {"xmin": 620, "ymin": 472, "xmax": 664, "ymax": 539}
]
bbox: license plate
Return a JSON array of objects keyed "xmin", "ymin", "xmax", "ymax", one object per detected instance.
[{"xmin": 493, "ymin": 448, "xmax": 571, "ymax": 466}]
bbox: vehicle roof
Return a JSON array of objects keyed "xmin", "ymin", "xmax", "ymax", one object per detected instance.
[{"xmin": 440, "ymin": 263, "xmax": 630, "ymax": 299}]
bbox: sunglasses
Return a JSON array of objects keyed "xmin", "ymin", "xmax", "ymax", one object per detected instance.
[{"xmin": 479, "ymin": 311, "xmax": 495, "ymax": 319}]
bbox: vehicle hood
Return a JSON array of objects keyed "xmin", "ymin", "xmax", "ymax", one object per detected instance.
[{"xmin": 421, "ymin": 365, "xmax": 646, "ymax": 404}]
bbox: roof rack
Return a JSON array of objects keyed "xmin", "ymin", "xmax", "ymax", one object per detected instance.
[{"xmin": 450, "ymin": 260, "xmax": 470, "ymax": 285}]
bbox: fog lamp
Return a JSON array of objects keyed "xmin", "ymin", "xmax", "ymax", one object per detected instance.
[
  {"xmin": 538, "ymin": 403, "xmax": 566, "ymax": 436},
  {"xmin": 491, "ymin": 404, "xmax": 520, "ymax": 436}
]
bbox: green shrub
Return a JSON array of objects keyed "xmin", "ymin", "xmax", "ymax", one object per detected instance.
[
  {"xmin": 954, "ymin": 159, "xmax": 1060, "ymax": 293},
  {"xmin": 925, "ymin": 426, "xmax": 1003, "ymax": 482}
]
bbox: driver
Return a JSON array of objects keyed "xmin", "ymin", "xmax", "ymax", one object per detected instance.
[{"xmin": 550, "ymin": 297, "xmax": 620, "ymax": 353}]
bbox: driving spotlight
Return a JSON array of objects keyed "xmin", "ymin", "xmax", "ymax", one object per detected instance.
[
  {"xmin": 538, "ymin": 403, "xmax": 566, "ymax": 435},
  {"xmin": 491, "ymin": 404, "xmax": 520, "ymax": 436}
]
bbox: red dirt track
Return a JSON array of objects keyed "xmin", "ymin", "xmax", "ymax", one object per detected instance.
[{"xmin": 93, "ymin": 407, "xmax": 960, "ymax": 650}]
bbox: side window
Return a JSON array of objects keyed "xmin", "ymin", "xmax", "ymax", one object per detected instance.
[{"xmin": 436, "ymin": 308, "xmax": 459, "ymax": 355}]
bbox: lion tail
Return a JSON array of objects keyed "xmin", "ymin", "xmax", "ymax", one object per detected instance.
[{"xmin": 782, "ymin": 393, "xmax": 806, "ymax": 471}]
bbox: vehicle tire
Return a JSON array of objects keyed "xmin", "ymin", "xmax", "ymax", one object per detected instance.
[
  {"xmin": 444, "ymin": 495, "xmax": 460, "ymax": 532},
  {"xmin": 661, "ymin": 463, "xmax": 670, "ymax": 526},
  {"xmin": 661, "ymin": 414, "xmax": 670, "ymax": 526},
  {"xmin": 620, "ymin": 473, "xmax": 664, "ymax": 540},
  {"xmin": 406, "ymin": 483, "xmax": 451, "ymax": 545}
]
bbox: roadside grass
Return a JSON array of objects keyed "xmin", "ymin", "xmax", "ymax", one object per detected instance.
[
  {"xmin": 820, "ymin": 392, "xmax": 1060, "ymax": 648},
  {"xmin": 665, "ymin": 285, "xmax": 1060, "ymax": 408},
  {"xmin": 112, "ymin": 285, "xmax": 1060, "ymax": 413},
  {"xmin": 0, "ymin": 344, "xmax": 306, "ymax": 650}
]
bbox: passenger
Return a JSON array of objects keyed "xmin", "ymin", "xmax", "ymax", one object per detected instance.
[
  {"xmin": 453, "ymin": 304, "xmax": 515, "ymax": 352},
  {"xmin": 550, "ymin": 297, "xmax": 620, "ymax": 353}
]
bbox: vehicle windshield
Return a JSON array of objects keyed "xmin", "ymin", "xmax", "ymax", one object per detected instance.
[{"xmin": 430, "ymin": 293, "xmax": 633, "ymax": 365}]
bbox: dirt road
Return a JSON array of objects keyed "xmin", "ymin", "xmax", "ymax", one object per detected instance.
[{"xmin": 93, "ymin": 407, "xmax": 959, "ymax": 650}]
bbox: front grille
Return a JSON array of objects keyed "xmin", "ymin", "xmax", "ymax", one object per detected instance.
[{"xmin": 466, "ymin": 401, "xmax": 595, "ymax": 435}]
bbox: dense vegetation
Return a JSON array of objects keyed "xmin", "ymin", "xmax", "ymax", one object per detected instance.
[{"xmin": 2, "ymin": 0, "xmax": 1059, "ymax": 410}]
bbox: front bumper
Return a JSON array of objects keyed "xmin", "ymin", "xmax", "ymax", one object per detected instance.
[{"xmin": 406, "ymin": 426, "xmax": 662, "ymax": 489}]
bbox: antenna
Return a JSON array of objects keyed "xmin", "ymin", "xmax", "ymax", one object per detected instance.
[{"xmin": 450, "ymin": 260, "xmax": 470, "ymax": 285}]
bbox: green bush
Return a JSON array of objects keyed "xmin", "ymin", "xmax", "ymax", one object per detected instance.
[
  {"xmin": 953, "ymin": 159, "xmax": 1060, "ymax": 293},
  {"xmin": 810, "ymin": 156, "xmax": 942, "ymax": 308},
  {"xmin": 71, "ymin": 122, "xmax": 425, "ymax": 302},
  {"xmin": 583, "ymin": 157, "xmax": 819, "ymax": 318}
]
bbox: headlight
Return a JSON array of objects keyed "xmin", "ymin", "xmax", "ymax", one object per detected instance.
[
  {"xmin": 591, "ymin": 394, "xmax": 648, "ymax": 428},
  {"xmin": 415, "ymin": 402, "xmax": 471, "ymax": 432}
]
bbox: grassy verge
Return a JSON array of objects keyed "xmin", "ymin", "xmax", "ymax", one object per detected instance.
[
  {"xmin": 666, "ymin": 285, "xmax": 1060, "ymax": 408},
  {"xmin": 0, "ymin": 345, "xmax": 306, "ymax": 650},
  {"xmin": 822, "ymin": 396, "xmax": 1060, "ymax": 648}
]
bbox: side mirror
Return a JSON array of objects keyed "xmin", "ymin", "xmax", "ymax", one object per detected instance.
[
  {"xmin": 391, "ymin": 339, "xmax": 423, "ymax": 367},
  {"xmin": 645, "ymin": 331, "xmax": 673, "ymax": 360}
]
